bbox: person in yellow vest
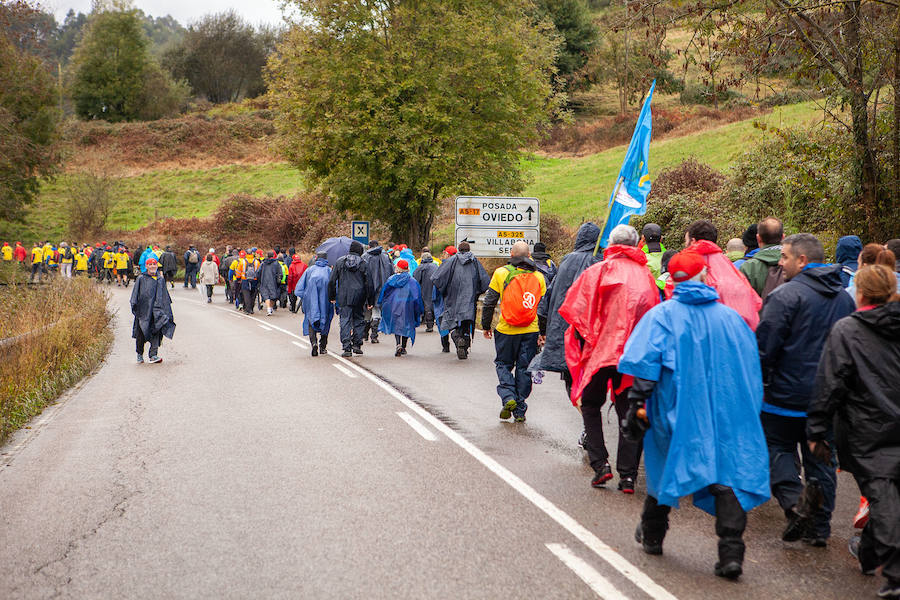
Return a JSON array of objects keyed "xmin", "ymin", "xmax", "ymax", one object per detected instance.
[
  {"xmin": 1, "ymin": 242, "xmax": 12, "ymax": 262},
  {"xmin": 74, "ymin": 247, "xmax": 88, "ymax": 276},
  {"xmin": 101, "ymin": 246, "xmax": 116, "ymax": 284},
  {"xmin": 59, "ymin": 242, "xmax": 75, "ymax": 278},
  {"xmin": 29, "ymin": 242, "xmax": 43, "ymax": 283},
  {"xmin": 115, "ymin": 245, "xmax": 130, "ymax": 287}
]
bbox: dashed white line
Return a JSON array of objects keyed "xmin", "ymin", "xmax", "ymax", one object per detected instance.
[
  {"xmin": 546, "ymin": 543, "xmax": 630, "ymax": 600},
  {"xmin": 332, "ymin": 363, "xmax": 357, "ymax": 378},
  {"xmin": 396, "ymin": 412, "xmax": 437, "ymax": 441}
]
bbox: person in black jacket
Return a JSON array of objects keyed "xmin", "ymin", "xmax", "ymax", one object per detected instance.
[
  {"xmin": 808, "ymin": 264, "xmax": 900, "ymax": 598},
  {"xmin": 328, "ymin": 241, "xmax": 373, "ymax": 357},
  {"xmin": 412, "ymin": 251, "xmax": 439, "ymax": 332},
  {"xmin": 160, "ymin": 246, "xmax": 178, "ymax": 289},
  {"xmin": 362, "ymin": 241, "xmax": 393, "ymax": 343},
  {"xmin": 756, "ymin": 233, "xmax": 855, "ymax": 546}
]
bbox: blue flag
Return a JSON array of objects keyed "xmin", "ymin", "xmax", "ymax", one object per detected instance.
[{"xmin": 598, "ymin": 80, "xmax": 655, "ymax": 249}]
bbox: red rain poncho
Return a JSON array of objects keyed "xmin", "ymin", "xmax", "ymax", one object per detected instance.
[
  {"xmin": 688, "ymin": 240, "xmax": 762, "ymax": 330},
  {"xmin": 559, "ymin": 245, "xmax": 660, "ymax": 405},
  {"xmin": 287, "ymin": 258, "xmax": 308, "ymax": 294}
]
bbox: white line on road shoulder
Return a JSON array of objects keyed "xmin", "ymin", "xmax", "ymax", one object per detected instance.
[
  {"xmin": 191, "ymin": 296, "xmax": 677, "ymax": 600},
  {"xmin": 396, "ymin": 412, "xmax": 437, "ymax": 441},
  {"xmin": 291, "ymin": 341, "xmax": 305, "ymax": 349},
  {"xmin": 546, "ymin": 543, "xmax": 630, "ymax": 600},
  {"xmin": 258, "ymin": 324, "xmax": 272, "ymax": 331},
  {"xmin": 332, "ymin": 363, "xmax": 357, "ymax": 379}
]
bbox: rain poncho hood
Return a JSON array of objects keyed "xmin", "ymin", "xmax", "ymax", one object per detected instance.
[
  {"xmin": 139, "ymin": 246, "xmax": 155, "ymax": 273},
  {"xmin": 618, "ymin": 281, "xmax": 770, "ymax": 514},
  {"xmin": 836, "ymin": 235, "xmax": 863, "ymax": 287},
  {"xmin": 394, "ymin": 249, "xmax": 419, "ymax": 275},
  {"xmin": 537, "ymin": 222, "xmax": 602, "ymax": 373},
  {"xmin": 377, "ymin": 272, "xmax": 424, "ymax": 343},
  {"xmin": 559, "ymin": 244, "xmax": 659, "ymax": 404},
  {"xmin": 689, "ymin": 240, "xmax": 762, "ymax": 330},
  {"xmin": 295, "ymin": 260, "xmax": 333, "ymax": 335},
  {"xmin": 131, "ymin": 272, "xmax": 176, "ymax": 341},
  {"xmin": 364, "ymin": 245, "xmax": 394, "ymax": 299}
]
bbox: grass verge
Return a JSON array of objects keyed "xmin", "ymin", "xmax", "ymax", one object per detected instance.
[{"xmin": 0, "ymin": 268, "xmax": 113, "ymax": 444}]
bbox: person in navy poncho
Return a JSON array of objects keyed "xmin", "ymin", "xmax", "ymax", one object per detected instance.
[
  {"xmin": 295, "ymin": 252, "xmax": 333, "ymax": 357},
  {"xmin": 377, "ymin": 259, "xmax": 424, "ymax": 357},
  {"xmin": 130, "ymin": 257, "xmax": 175, "ymax": 364},
  {"xmin": 618, "ymin": 250, "xmax": 769, "ymax": 581}
]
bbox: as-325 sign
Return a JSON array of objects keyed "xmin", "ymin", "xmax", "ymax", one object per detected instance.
[{"xmin": 455, "ymin": 196, "xmax": 539, "ymax": 226}]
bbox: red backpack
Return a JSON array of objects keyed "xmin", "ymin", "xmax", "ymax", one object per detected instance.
[{"xmin": 500, "ymin": 266, "xmax": 542, "ymax": 327}]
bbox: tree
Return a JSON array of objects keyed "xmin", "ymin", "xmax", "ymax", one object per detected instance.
[
  {"xmin": 533, "ymin": 0, "xmax": 599, "ymax": 92},
  {"xmin": 267, "ymin": 0, "xmax": 562, "ymax": 247},
  {"xmin": 162, "ymin": 11, "xmax": 273, "ymax": 103},
  {"xmin": 0, "ymin": 4, "xmax": 60, "ymax": 223},
  {"xmin": 65, "ymin": 170, "xmax": 118, "ymax": 238},
  {"xmin": 69, "ymin": 7, "xmax": 187, "ymax": 122}
]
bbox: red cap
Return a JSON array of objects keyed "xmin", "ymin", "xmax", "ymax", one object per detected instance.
[
  {"xmin": 292, "ymin": 254, "xmax": 301, "ymax": 260},
  {"xmin": 145, "ymin": 257, "xmax": 158, "ymax": 266},
  {"xmin": 396, "ymin": 259, "xmax": 409, "ymax": 270},
  {"xmin": 444, "ymin": 245, "xmax": 457, "ymax": 255},
  {"xmin": 668, "ymin": 251, "xmax": 706, "ymax": 282},
  {"xmin": 239, "ymin": 250, "xmax": 246, "ymax": 258}
]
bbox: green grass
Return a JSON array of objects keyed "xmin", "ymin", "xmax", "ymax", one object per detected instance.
[{"xmin": 5, "ymin": 100, "xmax": 823, "ymax": 243}]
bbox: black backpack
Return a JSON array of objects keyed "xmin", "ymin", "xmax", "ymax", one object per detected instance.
[{"xmin": 761, "ymin": 264, "xmax": 785, "ymax": 302}]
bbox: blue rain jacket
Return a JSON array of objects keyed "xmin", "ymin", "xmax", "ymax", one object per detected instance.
[
  {"xmin": 377, "ymin": 272, "xmax": 424, "ymax": 343},
  {"xmin": 394, "ymin": 249, "xmax": 419, "ymax": 275},
  {"xmin": 139, "ymin": 246, "xmax": 154, "ymax": 273},
  {"xmin": 295, "ymin": 259, "xmax": 333, "ymax": 335},
  {"xmin": 618, "ymin": 281, "xmax": 770, "ymax": 515}
]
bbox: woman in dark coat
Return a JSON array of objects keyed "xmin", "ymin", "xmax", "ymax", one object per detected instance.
[
  {"xmin": 130, "ymin": 257, "xmax": 176, "ymax": 364},
  {"xmin": 808, "ymin": 264, "xmax": 900, "ymax": 598}
]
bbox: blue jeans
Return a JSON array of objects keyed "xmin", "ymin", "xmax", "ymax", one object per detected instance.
[
  {"xmin": 761, "ymin": 411, "xmax": 836, "ymax": 538},
  {"xmin": 493, "ymin": 331, "xmax": 538, "ymax": 416}
]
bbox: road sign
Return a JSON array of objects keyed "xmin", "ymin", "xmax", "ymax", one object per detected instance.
[
  {"xmin": 455, "ymin": 227, "xmax": 540, "ymax": 258},
  {"xmin": 351, "ymin": 221, "xmax": 369, "ymax": 245},
  {"xmin": 455, "ymin": 196, "xmax": 539, "ymax": 227}
]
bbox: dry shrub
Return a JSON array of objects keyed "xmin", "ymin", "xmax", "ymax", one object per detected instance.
[{"xmin": 0, "ymin": 276, "xmax": 112, "ymax": 443}]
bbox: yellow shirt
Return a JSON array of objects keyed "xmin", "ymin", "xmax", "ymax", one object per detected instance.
[
  {"xmin": 31, "ymin": 247, "xmax": 43, "ymax": 263},
  {"xmin": 75, "ymin": 253, "xmax": 88, "ymax": 270},
  {"xmin": 1, "ymin": 246, "xmax": 11, "ymax": 261},
  {"xmin": 115, "ymin": 252, "xmax": 129, "ymax": 269},
  {"xmin": 60, "ymin": 248, "xmax": 73, "ymax": 263},
  {"xmin": 102, "ymin": 251, "xmax": 115, "ymax": 268},
  {"xmin": 487, "ymin": 265, "xmax": 547, "ymax": 335}
]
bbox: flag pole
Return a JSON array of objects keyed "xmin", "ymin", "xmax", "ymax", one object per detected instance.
[{"xmin": 594, "ymin": 177, "xmax": 623, "ymax": 256}]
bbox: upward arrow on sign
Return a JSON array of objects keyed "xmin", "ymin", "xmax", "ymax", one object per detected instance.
[{"xmin": 525, "ymin": 206, "xmax": 534, "ymax": 222}]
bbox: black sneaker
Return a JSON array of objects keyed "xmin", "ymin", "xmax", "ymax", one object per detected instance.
[
  {"xmin": 341, "ymin": 350, "xmax": 352, "ymax": 358},
  {"xmin": 395, "ymin": 345, "xmax": 403, "ymax": 357},
  {"xmin": 714, "ymin": 561, "xmax": 743, "ymax": 580},
  {"xmin": 618, "ymin": 477, "xmax": 635, "ymax": 494},
  {"xmin": 425, "ymin": 327, "xmax": 434, "ymax": 333},
  {"xmin": 456, "ymin": 345, "xmax": 468, "ymax": 359},
  {"xmin": 311, "ymin": 346, "xmax": 318, "ymax": 357},
  {"xmin": 400, "ymin": 347, "xmax": 407, "ymax": 356},
  {"xmin": 353, "ymin": 347, "xmax": 364, "ymax": 355},
  {"xmin": 879, "ymin": 580, "xmax": 900, "ymax": 598},
  {"xmin": 634, "ymin": 523, "xmax": 663, "ymax": 555},
  {"xmin": 591, "ymin": 464, "xmax": 613, "ymax": 488}
]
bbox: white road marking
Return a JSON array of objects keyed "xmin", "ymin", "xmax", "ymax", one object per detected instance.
[
  {"xmin": 291, "ymin": 341, "xmax": 306, "ymax": 349},
  {"xmin": 258, "ymin": 324, "xmax": 272, "ymax": 331},
  {"xmin": 396, "ymin": 412, "xmax": 437, "ymax": 441},
  {"xmin": 546, "ymin": 543, "xmax": 629, "ymax": 600},
  {"xmin": 332, "ymin": 363, "xmax": 357, "ymax": 379},
  {"xmin": 189, "ymin": 296, "xmax": 677, "ymax": 600}
]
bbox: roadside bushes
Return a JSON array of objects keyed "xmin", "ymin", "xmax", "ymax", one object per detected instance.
[{"xmin": 0, "ymin": 276, "xmax": 112, "ymax": 444}]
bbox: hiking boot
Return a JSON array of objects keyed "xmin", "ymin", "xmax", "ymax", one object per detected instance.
[
  {"xmin": 782, "ymin": 478, "xmax": 824, "ymax": 543},
  {"xmin": 148, "ymin": 356, "xmax": 162, "ymax": 364},
  {"xmin": 319, "ymin": 335, "xmax": 328, "ymax": 355},
  {"xmin": 400, "ymin": 347, "xmax": 407, "ymax": 355},
  {"xmin": 456, "ymin": 345, "xmax": 468, "ymax": 360},
  {"xmin": 878, "ymin": 580, "xmax": 900, "ymax": 598},
  {"xmin": 395, "ymin": 345, "xmax": 403, "ymax": 357},
  {"xmin": 341, "ymin": 350, "xmax": 352, "ymax": 358},
  {"xmin": 634, "ymin": 523, "xmax": 663, "ymax": 555},
  {"xmin": 591, "ymin": 463, "xmax": 613, "ymax": 488},
  {"xmin": 136, "ymin": 353, "xmax": 144, "ymax": 364},
  {"xmin": 499, "ymin": 399, "xmax": 517, "ymax": 420},
  {"xmin": 311, "ymin": 346, "xmax": 318, "ymax": 357},
  {"xmin": 441, "ymin": 338, "xmax": 451, "ymax": 353},
  {"xmin": 352, "ymin": 347, "xmax": 364, "ymax": 355},
  {"xmin": 782, "ymin": 509, "xmax": 811, "ymax": 542},
  {"xmin": 714, "ymin": 561, "xmax": 743, "ymax": 580},
  {"xmin": 618, "ymin": 476, "xmax": 635, "ymax": 494}
]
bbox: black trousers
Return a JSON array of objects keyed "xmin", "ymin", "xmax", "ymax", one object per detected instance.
[
  {"xmin": 339, "ymin": 304, "xmax": 366, "ymax": 351},
  {"xmin": 135, "ymin": 327, "xmax": 161, "ymax": 357},
  {"xmin": 578, "ymin": 366, "xmax": 643, "ymax": 479},
  {"xmin": 423, "ymin": 306, "xmax": 435, "ymax": 329},
  {"xmin": 289, "ymin": 294, "xmax": 298, "ymax": 312},
  {"xmin": 395, "ymin": 335, "xmax": 408, "ymax": 348},
  {"xmin": 641, "ymin": 485, "xmax": 747, "ymax": 564},
  {"xmin": 205, "ymin": 284, "xmax": 214, "ymax": 298},
  {"xmin": 854, "ymin": 475, "xmax": 900, "ymax": 581},
  {"xmin": 242, "ymin": 287, "xmax": 256, "ymax": 314},
  {"xmin": 450, "ymin": 319, "xmax": 475, "ymax": 349}
]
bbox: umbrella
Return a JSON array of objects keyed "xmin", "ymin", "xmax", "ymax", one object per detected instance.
[{"xmin": 316, "ymin": 236, "xmax": 354, "ymax": 266}]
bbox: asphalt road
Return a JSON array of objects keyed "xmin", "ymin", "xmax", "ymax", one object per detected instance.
[{"xmin": 0, "ymin": 284, "xmax": 879, "ymax": 599}]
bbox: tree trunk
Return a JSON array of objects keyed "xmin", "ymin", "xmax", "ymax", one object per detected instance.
[{"xmin": 894, "ymin": 7, "xmax": 900, "ymax": 210}]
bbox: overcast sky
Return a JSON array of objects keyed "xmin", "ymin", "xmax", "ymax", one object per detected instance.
[{"xmin": 43, "ymin": 0, "xmax": 288, "ymax": 27}]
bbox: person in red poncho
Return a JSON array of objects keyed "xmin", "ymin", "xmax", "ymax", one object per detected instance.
[
  {"xmin": 559, "ymin": 224, "xmax": 660, "ymax": 494},
  {"xmin": 14, "ymin": 242, "xmax": 27, "ymax": 263},
  {"xmin": 684, "ymin": 220, "xmax": 762, "ymax": 330},
  {"xmin": 287, "ymin": 254, "xmax": 308, "ymax": 313}
]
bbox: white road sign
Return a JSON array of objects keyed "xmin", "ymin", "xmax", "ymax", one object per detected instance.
[
  {"xmin": 455, "ymin": 227, "xmax": 540, "ymax": 258},
  {"xmin": 455, "ymin": 196, "xmax": 539, "ymax": 227}
]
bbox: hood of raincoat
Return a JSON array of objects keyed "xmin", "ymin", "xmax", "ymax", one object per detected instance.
[
  {"xmin": 532, "ymin": 249, "xmax": 551, "ymax": 262},
  {"xmin": 836, "ymin": 235, "xmax": 863, "ymax": 267},
  {"xmin": 618, "ymin": 287, "xmax": 769, "ymax": 515},
  {"xmin": 366, "ymin": 246, "xmax": 384, "ymax": 256},
  {"xmin": 793, "ymin": 265, "xmax": 846, "ymax": 297},
  {"xmin": 688, "ymin": 239, "xmax": 762, "ymax": 330},
  {"xmin": 377, "ymin": 272, "xmax": 424, "ymax": 343},
  {"xmin": 573, "ymin": 222, "xmax": 602, "ymax": 253},
  {"xmin": 419, "ymin": 254, "xmax": 433, "ymax": 264},
  {"xmin": 853, "ymin": 300, "xmax": 900, "ymax": 337},
  {"xmin": 559, "ymin": 243, "xmax": 659, "ymax": 403},
  {"xmin": 457, "ymin": 251, "xmax": 476, "ymax": 264},
  {"xmin": 344, "ymin": 254, "xmax": 362, "ymax": 270}
]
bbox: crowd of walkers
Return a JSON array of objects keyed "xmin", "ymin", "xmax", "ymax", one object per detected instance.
[{"xmin": 7, "ymin": 219, "xmax": 899, "ymax": 595}]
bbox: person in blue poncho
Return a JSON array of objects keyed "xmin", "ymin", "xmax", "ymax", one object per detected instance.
[
  {"xmin": 377, "ymin": 259, "xmax": 424, "ymax": 357},
  {"xmin": 618, "ymin": 250, "xmax": 770, "ymax": 581},
  {"xmin": 295, "ymin": 251, "xmax": 334, "ymax": 357},
  {"xmin": 393, "ymin": 248, "xmax": 419, "ymax": 275}
]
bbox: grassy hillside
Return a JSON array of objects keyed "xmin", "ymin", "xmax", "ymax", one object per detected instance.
[{"xmin": 5, "ymin": 100, "xmax": 822, "ymax": 243}]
